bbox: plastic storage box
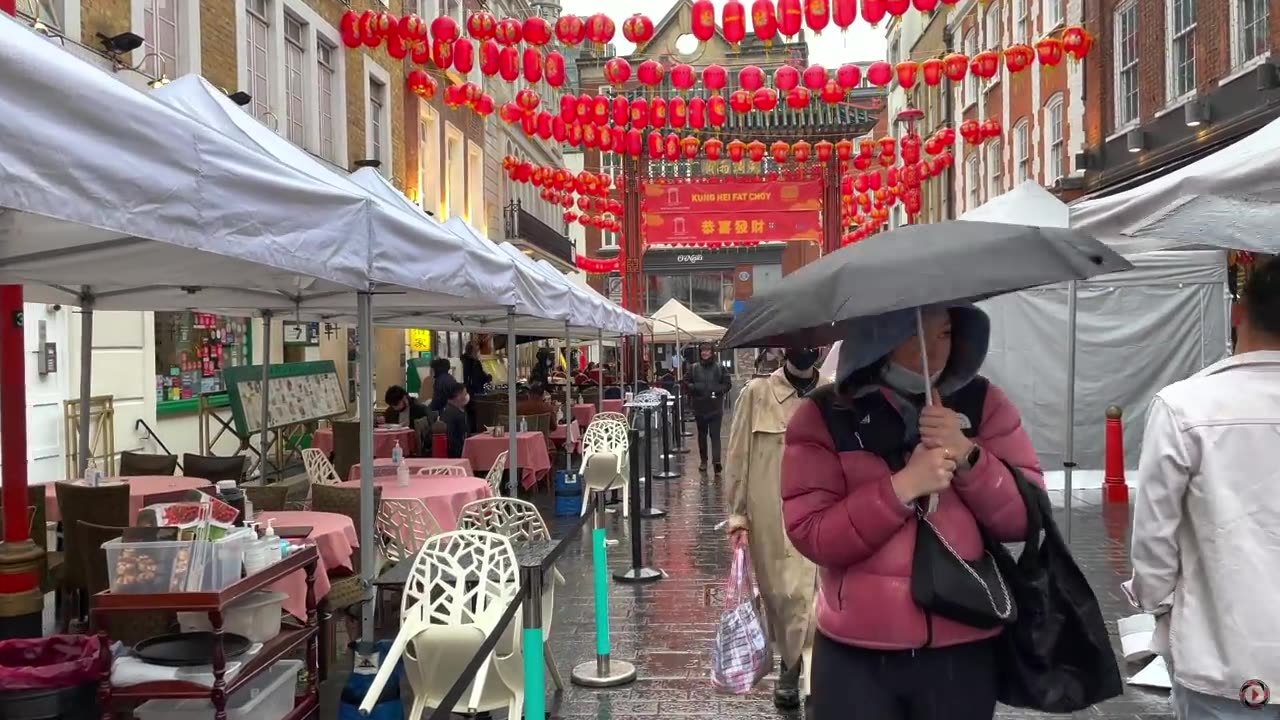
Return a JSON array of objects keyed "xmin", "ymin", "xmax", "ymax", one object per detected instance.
[
  {"xmin": 133, "ymin": 659, "xmax": 302, "ymax": 720},
  {"xmin": 103, "ymin": 528, "xmax": 254, "ymax": 594},
  {"xmin": 553, "ymin": 470, "xmax": 582, "ymax": 517},
  {"xmin": 177, "ymin": 590, "xmax": 287, "ymax": 643}
]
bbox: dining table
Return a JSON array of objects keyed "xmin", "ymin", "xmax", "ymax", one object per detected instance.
[
  {"xmin": 571, "ymin": 403, "xmax": 596, "ymax": 427},
  {"xmin": 255, "ymin": 509, "xmax": 357, "ymax": 620},
  {"xmin": 311, "ymin": 425, "xmax": 417, "ymax": 458},
  {"xmin": 336, "ymin": 474, "xmax": 492, "ymax": 531},
  {"xmin": 44, "ymin": 475, "xmax": 213, "ymax": 523},
  {"xmin": 346, "ymin": 457, "xmax": 474, "ymax": 482},
  {"xmin": 462, "ymin": 431, "xmax": 552, "ymax": 489},
  {"xmin": 601, "ymin": 399, "xmax": 625, "ymax": 415}
]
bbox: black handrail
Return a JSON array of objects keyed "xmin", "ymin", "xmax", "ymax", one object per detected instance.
[{"xmin": 134, "ymin": 418, "xmax": 181, "ymax": 470}]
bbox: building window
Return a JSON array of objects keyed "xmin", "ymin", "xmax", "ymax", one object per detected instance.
[
  {"xmin": 1014, "ymin": 120, "xmax": 1030, "ymax": 183},
  {"xmin": 966, "ymin": 155, "xmax": 981, "ymax": 210},
  {"xmin": 420, "ymin": 103, "xmax": 440, "ymax": 216},
  {"xmin": 140, "ymin": 0, "xmax": 179, "ymax": 79},
  {"xmin": 1013, "ymin": 0, "xmax": 1028, "ymax": 43},
  {"xmin": 317, "ymin": 39, "xmax": 337, "ymax": 162},
  {"xmin": 1043, "ymin": 0, "xmax": 1064, "ymax": 29},
  {"xmin": 601, "ymin": 152, "xmax": 621, "ymax": 248},
  {"xmin": 1114, "ymin": 1, "xmax": 1139, "ymax": 129},
  {"xmin": 987, "ymin": 139, "xmax": 1003, "ymax": 198},
  {"xmin": 1044, "ymin": 97, "xmax": 1064, "ymax": 184},
  {"xmin": 964, "ymin": 31, "xmax": 978, "ymax": 105},
  {"xmin": 984, "ymin": 2, "xmax": 1001, "ymax": 50},
  {"xmin": 445, "ymin": 122, "xmax": 465, "ymax": 220},
  {"xmin": 1167, "ymin": 0, "xmax": 1196, "ymax": 102},
  {"xmin": 1233, "ymin": 0, "xmax": 1269, "ymax": 67},
  {"xmin": 244, "ymin": 0, "xmax": 271, "ymax": 123},
  {"xmin": 466, "ymin": 140, "xmax": 485, "ymax": 232},
  {"xmin": 368, "ymin": 78, "xmax": 386, "ymax": 166},
  {"xmin": 646, "ymin": 271, "xmax": 737, "ymax": 316},
  {"xmin": 283, "ymin": 14, "xmax": 307, "ymax": 146}
]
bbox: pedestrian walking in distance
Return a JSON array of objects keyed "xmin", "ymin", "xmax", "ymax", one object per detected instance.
[{"xmin": 687, "ymin": 341, "xmax": 731, "ymax": 475}]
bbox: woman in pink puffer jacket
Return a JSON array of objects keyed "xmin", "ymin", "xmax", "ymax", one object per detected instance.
[{"xmin": 782, "ymin": 304, "xmax": 1042, "ymax": 720}]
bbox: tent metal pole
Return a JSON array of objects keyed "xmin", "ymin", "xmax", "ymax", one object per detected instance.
[
  {"xmin": 357, "ymin": 292, "xmax": 376, "ymax": 641},
  {"xmin": 597, "ymin": 328, "xmax": 604, "ymax": 414},
  {"xmin": 507, "ymin": 309, "xmax": 519, "ymax": 497},
  {"xmin": 258, "ymin": 310, "xmax": 273, "ymax": 485},
  {"xmin": 1063, "ymin": 281, "xmax": 1078, "ymax": 543},
  {"xmin": 76, "ymin": 293, "xmax": 94, "ymax": 476},
  {"xmin": 565, "ymin": 321, "xmax": 573, "ymax": 473}
]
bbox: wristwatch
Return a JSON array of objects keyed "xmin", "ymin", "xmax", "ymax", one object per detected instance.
[{"xmin": 958, "ymin": 443, "xmax": 981, "ymax": 472}]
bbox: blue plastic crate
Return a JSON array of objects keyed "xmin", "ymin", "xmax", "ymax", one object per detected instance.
[
  {"xmin": 554, "ymin": 470, "xmax": 582, "ymax": 494},
  {"xmin": 554, "ymin": 493, "xmax": 581, "ymax": 517}
]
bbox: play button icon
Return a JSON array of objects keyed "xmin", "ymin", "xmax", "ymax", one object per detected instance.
[{"xmin": 1239, "ymin": 679, "xmax": 1270, "ymax": 709}]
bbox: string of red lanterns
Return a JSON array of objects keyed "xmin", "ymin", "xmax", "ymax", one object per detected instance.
[{"xmin": 575, "ymin": 254, "xmax": 623, "ymax": 274}]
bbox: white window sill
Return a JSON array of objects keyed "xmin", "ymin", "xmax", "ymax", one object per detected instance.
[
  {"xmin": 1042, "ymin": 19, "xmax": 1065, "ymax": 35},
  {"xmin": 1105, "ymin": 122, "xmax": 1138, "ymax": 144},
  {"xmin": 963, "ymin": 98, "xmax": 978, "ymax": 113},
  {"xmin": 1220, "ymin": 53, "xmax": 1272, "ymax": 87},
  {"xmin": 1154, "ymin": 93, "xmax": 1194, "ymax": 119},
  {"xmin": 985, "ymin": 77, "xmax": 1001, "ymax": 94}
]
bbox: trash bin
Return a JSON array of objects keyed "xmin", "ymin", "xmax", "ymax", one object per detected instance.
[{"xmin": 0, "ymin": 635, "xmax": 102, "ymax": 720}]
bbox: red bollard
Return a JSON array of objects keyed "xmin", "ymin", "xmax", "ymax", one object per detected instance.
[
  {"xmin": 1103, "ymin": 405, "xmax": 1129, "ymax": 503},
  {"xmin": 432, "ymin": 420, "xmax": 448, "ymax": 458}
]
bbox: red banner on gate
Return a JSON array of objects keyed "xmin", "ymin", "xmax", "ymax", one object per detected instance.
[{"xmin": 640, "ymin": 179, "xmax": 823, "ymax": 246}]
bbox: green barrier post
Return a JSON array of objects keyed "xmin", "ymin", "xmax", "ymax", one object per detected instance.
[{"xmin": 570, "ymin": 489, "xmax": 637, "ymax": 687}]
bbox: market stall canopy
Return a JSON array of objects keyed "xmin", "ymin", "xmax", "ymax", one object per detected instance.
[
  {"xmin": 1072, "ymin": 114, "xmax": 1280, "ymax": 255},
  {"xmin": 151, "ymin": 75, "xmax": 516, "ymax": 312},
  {"xmin": 961, "ymin": 181, "xmax": 1070, "ymax": 227},
  {"xmin": 648, "ymin": 299, "xmax": 727, "ymax": 343},
  {"xmin": 0, "ymin": 17, "xmax": 376, "ymax": 311}
]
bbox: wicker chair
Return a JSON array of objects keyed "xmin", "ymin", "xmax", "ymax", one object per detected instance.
[
  {"xmin": 181, "ymin": 454, "xmax": 245, "ymax": 484},
  {"xmin": 330, "ymin": 420, "xmax": 362, "ymax": 482},
  {"xmin": 54, "ymin": 482, "xmax": 130, "ymax": 626},
  {"xmin": 118, "ymin": 451, "xmax": 179, "ymax": 477},
  {"xmin": 244, "ymin": 485, "xmax": 289, "ymax": 512},
  {"xmin": 311, "ymin": 483, "xmax": 384, "ymax": 672}
]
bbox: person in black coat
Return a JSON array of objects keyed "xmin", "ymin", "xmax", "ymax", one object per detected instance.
[
  {"xmin": 427, "ymin": 358, "xmax": 458, "ymax": 414},
  {"xmin": 460, "ymin": 342, "xmax": 490, "ymax": 431},
  {"xmin": 686, "ymin": 341, "xmax": 732, "ymax": 474},
  {"xmin": 437, "ymin": 383, "xmax": 471, "ymax": 459}
]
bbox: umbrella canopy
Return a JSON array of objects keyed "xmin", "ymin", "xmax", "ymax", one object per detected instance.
[{"xmin": 722, "ymin": 221, "xmax": 1133, "ymax": 348}]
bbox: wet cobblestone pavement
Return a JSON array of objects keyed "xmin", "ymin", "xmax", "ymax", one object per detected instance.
[{"xmin": 324, "ymin": 415, "xmax": 1175, "ymax": 720}]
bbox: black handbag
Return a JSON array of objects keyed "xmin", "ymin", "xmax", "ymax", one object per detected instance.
[
  {"xmin": 991, "ymin": 462, "xmax": 1124, "ymax": 712},
  {"xmin": 911, "ymin": 506, "xmax": 1017, "ymax": 630}
]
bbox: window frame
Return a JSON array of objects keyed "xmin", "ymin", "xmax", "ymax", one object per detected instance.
[
  {"xmin": 420, "ymin": 102, "xmax": 442, "ymax": 216},
  {"xmin": 316, "ymin": 37, "xmax": 338, "ymax": 163},
  {"xmin": 363, "ymin": 54, "xmax": 392, "ymax": 176},
  {"xmin": 466, "ymin": 140, "xmax": 485, "ymax": 233},
  {"xmin": 963, "ymin": 30, "xmax": 978, "ymax": 107},
  {"xmin": 984, "ymin": 2, "xmax": 1001, "ymax": 50},
  {"xmin": 133, "ymin": 0, "xmax": 200, "ymax": 81},
  {"xmin": 966, "ymin": 155, "xmax": 981, "ymax": 211},
  {"xmin": 1113, "ymin": 0, "xmax": 1140, "ymax": 131},
  {"xmin": 1042, "ymin": 0, "xmax": 1064, "ymax": 31},
  {"xmin": 283, "ymin": 12, "xmax": 307, "ymax": 147},
  {"xmin": 1013, "ymin": 0, "xmax": 1028, "ymax": 44},
  {"xmin": 444, "ymin": 121, "xmax": 466, "ymax": 221},
  {"xmin": 1014, "ymin": 119, "xmax": 1031, "ymax": 184},
  {"xmin": 1044, "ymin": 96, "xmax": 1065, "ymax": 184},
  {"xmin": 1165, "ymin": 0, "xmax": 1197, "ymax": 105},
  {"xmin": 1230, "ymin": 0, "xmax": 1270, "ymax": 69},
  {"xmin": 986, "ymin": 139, "xmax": 1003, "ymax": 199}
]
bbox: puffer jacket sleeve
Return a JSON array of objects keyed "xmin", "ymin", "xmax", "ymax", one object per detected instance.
[
  {"xmin": 782, "ymin": 399, "xmax": 913, "ymax": 570},
  {"xmin": 952, "ymin": 382, "xmax": 1044, "ymax": 542}
]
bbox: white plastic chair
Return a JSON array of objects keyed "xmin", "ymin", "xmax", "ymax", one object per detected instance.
[
  {"xmin": 457, "ymin": 497, "xmax": 565, "ymax": 690},
  {"xmin": 361, "ymin": 530, "xmax": 523, "ymax": 719},
  {"xmin": 375, "ymin": 498, "xmax": 444, "ymax": 563},
  {"xmin": 302, "ymin": 448, "xmax": 341, "ymax": 485},
  {"xmin": 590, "ymin": 411, "xmax": 629, "ymax": 427},
  {"xmin": 418, "ymin": 464, "xmax": 470, "ymax": 477},
  {"xmin": 483, "ymin": 451, "xmax": 508, "ymax": 495},
  {"xmin": 578, "ymin": 420, "xmax": 631, "ymax": 517}
]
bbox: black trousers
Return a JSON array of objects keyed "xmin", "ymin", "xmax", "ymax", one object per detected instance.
[
  {"xmin": 810, "ymin": 632, "xmax": 998, "ymax": 720},
  {"xmin": 694, "ymin": 413, "xmax": 723, "ymax": 464}
]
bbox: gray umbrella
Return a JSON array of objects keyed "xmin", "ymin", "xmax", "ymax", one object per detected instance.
[{"xmin": 722, "ymin": 221, "xmax": 1133, "ymax": 350}]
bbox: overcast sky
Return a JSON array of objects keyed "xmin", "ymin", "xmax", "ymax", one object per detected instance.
[{"xmin": 558, "ymin": 0, "xmax": 889, "ymax": 66}]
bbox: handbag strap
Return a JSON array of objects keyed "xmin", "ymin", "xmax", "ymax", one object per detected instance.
[
  {"xmin": 997, "ymin": 458, "xmax": 1049, "ymax": 573},
  {"xmin": 726, "ymin": 539, "xmax": 753, "ymax": 605}
]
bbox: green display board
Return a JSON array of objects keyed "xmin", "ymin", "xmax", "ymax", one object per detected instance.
[{"xmin": 222, "ymin": 360, "xmax": 345, "ymax": 437}]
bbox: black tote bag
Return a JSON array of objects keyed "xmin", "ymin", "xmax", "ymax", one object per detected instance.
[{"xmin": 992, "ymin": 462, "xmax": 1124, "ymax": 712}]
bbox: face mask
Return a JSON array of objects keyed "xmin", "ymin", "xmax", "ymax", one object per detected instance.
[
  {"xmin": 881, "ymin": 361, "xmax": 942, "ymax": 396},
  {"xmin": 785, "ymin": 348, "xmax": 819, "ymax": 371}
]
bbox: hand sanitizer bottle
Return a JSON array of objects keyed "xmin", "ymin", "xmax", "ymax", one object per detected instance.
[
  {"xmin": 391, "ymin": 440, "xmax": 403, "ymax": 466},
  {"xmin": 519, "ymin": 416, "xmax": 528, "ymax": 433},
  {"xmin": 83, "ymin": 460, "xmax": 102, "ymax": 487},
  {"xmin": 263, "ymin": 520, "xmax": 283, "ymax": 564},
  {"xmin": 396, "ymin": 456, "xmax": 411, "ymax": 488}
]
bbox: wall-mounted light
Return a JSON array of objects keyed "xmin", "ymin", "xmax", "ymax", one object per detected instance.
[
  {"xmin": 1256, "ymin": 61, "xmax": 1280, "ymax": 91},
  {"xmin": 1184, "ymin": 99, "xmax": 1210, "ymax": 127},
  {"xmin": 97, "ymin": 31, "xmax": 143, "ymax": 54},
  {"xmin": 1074, "ymin": 151, "xmax": 1099, "ymax": 171},
  {"xmin": 147, "ymin": 76, "xmax": 171, "ymax": 89},
  {"xmin": 353, "ymin": 159, "xmax": 382, "ymax": 169},
  {"xmin": 1125, "ymin": 128, "xmax": 1146, "ymax": 154}
]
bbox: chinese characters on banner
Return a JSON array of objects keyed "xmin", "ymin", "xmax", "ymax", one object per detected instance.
[{"xmin": 639, "ymin": 179, "xmax": 824, "ymax": 246}]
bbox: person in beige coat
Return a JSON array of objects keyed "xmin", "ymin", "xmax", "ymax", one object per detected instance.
[{"xmin": 724, "ymin": 347, "xmax": 824, "ymax": 709}]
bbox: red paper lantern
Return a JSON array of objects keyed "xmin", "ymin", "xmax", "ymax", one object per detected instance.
[
  {"xmin": 821, "ymin": 79, "xmax": 845, "ymax": 103},
  {"xmin": 552, "ymin": 117, "xmax": 568, "ymax": 142},
  {"xmin": 771, "ymin": 140, "xmax": 790, "ymax": 163},
  {"xmin": 833, "ymin": 0, "xmax": 857, "ymax": 30},
  {"xmin": 861, "ymin": 61, "xmax": 890, "ymax": 87},
  {"xmin": 626, "ymin": 129, "xmax": 644, "ymax": 157},
  {"xmin": 752, "ymin": 0, "xmax": 779, "ymax": 47},
  {"xmin": 747, "ymin": 140, "xmax": 767, "ymax": 162},
  {"xmin": 803, "ymin": 64, "xmax": 827, "ymax": 90},
  {"xmin": 815, "ymin": 140, "xmax": 834, "ymax": 162},
  {"xmin": 473, "ymin": 94, "xmax": 495, "ymax": 116},
  {"xmin": 431, "ymin": 15, "xmax": 459, "ymax": 44},
  {"xmin": 357, "ymin": 10, "xmax": 378, "ymax": 47},
  {"xmin": 722, "ymin": 0, "xmax": 747, "ymax": 49},
  {"xmin": 1036, "ymin": 37, "xmax": 1065, "ymax": 67},
  {"xmin": 585, "ymin": 13, "xmax": 615, "ymax": 48},
  {"xmin": 622, "ymin": 14, "xmax": 655, "ymax": 51},
  {"xmin": 579, "ymin": 122, "xmax": 596, "ymax": 146},
  {"xmin": 443, "ymin": 83, "xmax": 463, "ymax": 107},
  {"xmin": 612, "ymin": 96, "xmax": 630, "ymax": 126},
  {"xmin": 913, "ymin": 0, "xmax": 939, "ymax": 11},
  {"xmin": 707, "ymin": 95, "xmax": 728, "ymax": 126},
  {"xmin": 943, "ymin": 52, "xmax": 969, "ymax": 81},
  {"xmin": 522, "ymin": 16, "xmax": 552, "ymax": 46},
  {"xmin": 792, "ymin": 140, "xmax": 812, "ymax": 163},
  {"xmin": 921, "ymin": 58, "xmax": 944, "ymax": 86},
  {"xmin": 638, "ymin": 59, "xmax": 665, "ymax": 87},
  {"xmin": 498, "ymin": 46, "xmax": 520, "ymax": 82},
  {"xmin": 431, "ymin": 39, "xmax": 453, "ymax": 70},
  {"xmin": 1062, "ymin": 26, "xmax": 1094, "ymax": 61},
  {"xmin": 1005, "ymin": 44, "xmax": 1034, "ymax": 73},
  {"xmin": 400, "ymin": 14, "xmax": 428, "ymax": 43},
  {"xmin": 609, "ymin": 126, "xmax": 624, "ymax": 152},
  {"xmin": 554, "ymin": 15, "xmax": 586, "ymax": 46},
  {"xmin": 629, "ymin": 98, "xmax": 649, "ymax": 129},
  {"xmin": 925, "ymin": 135, "xmax": 943, "ymax": 155},
  {"xmin": 859, "ymin": 137, "xmax": 876, "ymax": 157},
  {"xmin": 669, "ymin": 96, "xmax": 688, "ymax": 128},
  {"xmin": 939, "ymin": 126, "xmax": 956, "ymax": 145},
  {"xmin": 479, "ymin": 39, "xmax": 500, "ymax": 76},
  {"xmin": 544, "ymin": 51, "xmax": 566, "ymax": 88},
  {"xmin": 691, "ymin": 0, "xmax": 717, "ymax": 43},
  {"xmin": 778, "ymin": 0, "xmax": 803, "ymax": 37},
  {"xmin": 836, "ymin": 63, "xmax": 862, "ymax": 89},
  {"xmin": 727, "ymin": 139, "xmax": 747, "ymax": 162},
  {"xmin": 340, "ymin": 11, "xmax": 362, "ymax": 49},
  {"xmin": 604, "ymin": 57, "xmax": 632, "ymax": 85},
  {"xmin": 729, "ymin": 89, "xmax": 754, "ymax": 114},
  {"xmin": 970, "ymin": 50, "xmax": 1000, "ymax": 79},
  {"xmin": 981, "ymin": 118, "xmax": 1001, "ymax": 139},
  {"xmin": 499, "ymin": 102, "xmax": 521, "ymax": 124},
  {"xmin": 688, "ymin": 96, "xmax": 706, "ymax": 129},
  {"xmin": 785, "ymin": 87, "xmax": 811, "ymax": 109},
  {"xmin": 753, "ymin": 87, "xmax": 779, "ymax": 111},
  {"xmin": 495, "ymin": 17, "xmax": 522, "ymax": 46},
  {"xmin": 702, "ymin": 64, "xmax": 728, "ymax": 92},
  {"xmin": 704, "ymin": 137, "xmax": 724, "ymax": 161},
  {"xmin": 862, "ymin": 0, "xmax": 887, "ymax": 25},
  {"xmin": 900, "ymin": 134, "xmax": 921, "ymax": 163},
  {"xmin": 386, "ymin": 34, "xmax": 408, "ymax": 60},
  {"xmin": 516, "ymin": 89, "xmax": 541, "ymax": 113},
  {"xmin": 467, "ymin": 11, "xmax": 497, "ymax": 40},
  {"xmin": 959, "ymin": 119, "xmax": 981, "ymax": 144},
  {"xmin": 885, "ymin": 0, "xmax": 910, "ymax": 16},
  {"xmin": 664, "ymin": 133, "xmax": 680, "ymax": 161},
  {"xmin": 559, "ymin": 95, "xmax": 577, "ymax": 123},
  {"xmin": 564, "ymin": 211, "xmax": 578, "ymax": 225},
  {"xmin": 739, "ymin": 65, "xmax": 766, "ymax": 91},
  {"xmin": 406, "ymin": 69, "xmax": 435, "ymax": 99},
  {"xmin": 835, "ymin": 138, "xmax": 854, "ymax": 161},
  {"xmin": 805, "ymin": 0, "xmax": 831, "ymax": 34},
  {"xmin": 670, "ymin": 63, "xmax": 697, "ymax": 90},
  {"xmin": 453, "ymin": 38, "xmax": 474, "ymax": 74},
  {"xmin": 773, "ymin": 65, "xmax": 800, "ymax": 92},
  {"xmin": 647, "ymin": 131, "xmax": 664, "ymax": 159},
  {"xmin": 895, "ymin": 60, "xmax": 918, "ymax": 89},
  {"xmin": 681, "ymin": 135, "xmax": 701, "ymax": 159},
  {"xmin": 592, "ymin": 95, "xmax": 611, "ymax": 126},
  {"xmin": 649, "ymin": 97, "xmax": 668, "ymax": 128}
]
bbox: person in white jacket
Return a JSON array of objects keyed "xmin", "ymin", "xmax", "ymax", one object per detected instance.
[{"xmin": 1126, "ymin": 255, "xmax": 1280, "ymax": 717}]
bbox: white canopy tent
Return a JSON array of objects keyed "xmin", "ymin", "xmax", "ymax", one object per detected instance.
[
  {"xmin": 648, "ymin": 298, "xmax": 727, "ymax": 344},
  {"xmin": 1073, "ymin": 115, "xmax": 1280, "ymax": 255}
]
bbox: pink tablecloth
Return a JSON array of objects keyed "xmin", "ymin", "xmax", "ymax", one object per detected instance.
[
  {"xmin": 571, "ymin": 404, "xmax": 596, "ymax": 427},
  {"xmin": 45, "ymin": 476, "xmax": 213, "ymax": 523},
  {"xmin": 549, "ymin": 421, "xmax": 580, "ymax": 453},
  {"xmin": 311, "ymin": 427, "xmax": 417, "ymax": 458},
  {"xmin": 337, "ymin": 475, "xmax": 491, "ymax": 531},
  {"xmin": 256, "ymin": 510, "xmax": 357, "ymax": 620},
  {"xmin": 601, "ymin": 399, "xmax": 625, "ymax": 414},
  {"xmin": 347, "ymin": 458, "xmax": 474, "ymax": 482},
  {"xmin": 463, "ymin": 432, "xmax": 552, "ymax": 489}
]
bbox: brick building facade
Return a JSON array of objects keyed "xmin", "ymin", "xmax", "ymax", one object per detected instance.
[{"xmin": 1077, "ymin": 0, "xmax": 1278, "ymax": 195}]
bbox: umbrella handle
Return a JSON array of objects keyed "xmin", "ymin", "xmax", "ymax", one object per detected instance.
[{"xmin": 915, "ymin": 307, "xmax": 939, "ymax": 515}]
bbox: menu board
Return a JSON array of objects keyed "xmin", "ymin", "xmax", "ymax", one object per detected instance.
[{"xmin": 223, "ymin": 361, "xmax": 346, "ymax": 437}]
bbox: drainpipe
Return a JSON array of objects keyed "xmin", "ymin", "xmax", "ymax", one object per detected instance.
[{"xmin": 943, "ymin": 27, "xmax": 956, "ymax": 220}]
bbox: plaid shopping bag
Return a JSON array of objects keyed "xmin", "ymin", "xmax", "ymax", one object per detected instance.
[{"xmin": 710, "ymin": 538, "xmax": 770, "ymax": 694}]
